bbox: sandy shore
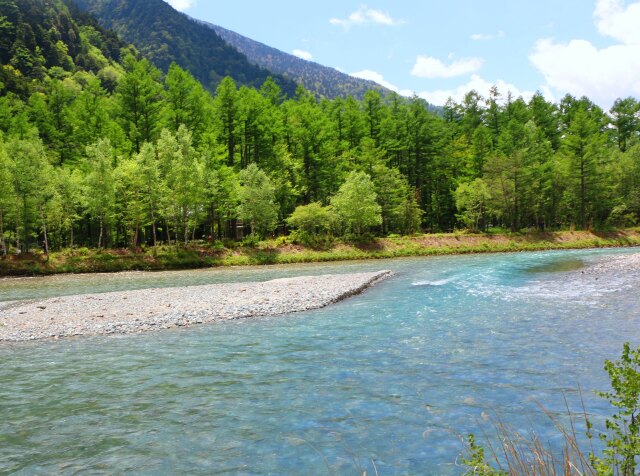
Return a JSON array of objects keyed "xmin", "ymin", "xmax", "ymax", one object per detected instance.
[{"xmin": 0, "ymin": 270, "xmax": 393, "ymax": 342}]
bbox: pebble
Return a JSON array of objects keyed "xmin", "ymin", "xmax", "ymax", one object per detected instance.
[{"xmin": 0, "ymin": 271, "xmax": 393, "ymax": 342}]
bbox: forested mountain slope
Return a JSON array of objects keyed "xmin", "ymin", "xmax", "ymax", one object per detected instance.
[
  {"xmin": 68, "ymin": 0, "xmax": 297, "ymax": 94},
  {"xmin": 0, "ymin": 0, "xmax": 125, "ymax": 96},
  {"xmin": 206, "ymin": 22, "xmax": 389, "ymax": 101}
]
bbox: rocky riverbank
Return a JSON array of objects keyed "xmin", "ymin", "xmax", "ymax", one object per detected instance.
[{"xmin": 0, "ymin": 270, "xmax": 393, "ymax": 342}]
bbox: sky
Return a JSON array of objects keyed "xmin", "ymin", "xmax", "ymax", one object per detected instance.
[{"xmin": 163, "ymin": 0, "xmax": 640, "ymax": 109}]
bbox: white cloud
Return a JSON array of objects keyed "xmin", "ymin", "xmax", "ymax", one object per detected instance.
[
  {"xmin": 529, "ymin": 0, "xmax": 640, "ymax": 108},
  {"xmin": 330, "ymin": 6, "xmax": 403, "ymax": 29},
  {"xmin": 471, "ymin": 33, "xmax": 492, "ymax": 41},
  {"xmin": 411, "ymin": 55, "xmax": 484, "ymax": 79},
  {"xmin": 416, "ymin": 74, "xmax": 536, "ymax": 106},
  {"xmin": 164, "ymin": 0, "xmax": 195, "ymax": 11},
  {"xmin": 594, "ymin": 0, "xmax": 640, "ymax": 44},
  {"xmin": 350, "ymin": 70, "xmax": 412, "ymax": 96},
  {"xmin": 292, "ymin": 49, "xmax": 313, "ymax": 61},
  {"xmin": 470, "ymin": 30, "xmax": 505, "ymax": 41},
  {"xmin": 530, "ymin": 39, "xmax": 640, "ymax": 106}
]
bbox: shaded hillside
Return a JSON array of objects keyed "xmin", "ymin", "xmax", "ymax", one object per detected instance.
[
  {"xmin": 69, "ymin": 0, "xmax": 297, "ymax": 94},
  {"xmin": 0, "ymin": 0, "xmax": 125, "ymax": 96},
  {"xmin": 206, "ymin": 22, "xmax": 389, "ymax": 101}
]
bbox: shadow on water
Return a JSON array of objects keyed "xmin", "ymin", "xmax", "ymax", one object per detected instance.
[{"xmin": 523, "ymin": 258, "xmax": 585, "ymax": 274}]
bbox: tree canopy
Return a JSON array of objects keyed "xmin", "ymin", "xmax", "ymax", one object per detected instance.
[{"xmin": 1, "ymin": 0, "xmax": 640, "ymax": 254}]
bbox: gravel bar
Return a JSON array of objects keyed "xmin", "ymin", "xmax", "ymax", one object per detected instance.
[{"xmin": 0, "ymin": 270, "xmax": 393, "ymax": 342}]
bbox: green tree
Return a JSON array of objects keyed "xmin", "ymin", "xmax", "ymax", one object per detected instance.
[
  {"xmin": 611, "ymin": 144, "xmax": 640, "ymax": 226},
  {"xmin": 589, "ymin": 343, "xmax": 640, "ymax": 476},
  {"xmin": 214, "ymin": 76, "xmax": 239, "ymax": 166},
  {"xmin": 114, "ymin": 154, "xmax": 148, "ymax": 247},
  {"xmin": 51, "ymin": 166, "xmax": 84, "ymax": 248},
  {"xmin": 284, "ymin": 91, "xmax": 333, "ymax": 202},
  {"xmin": 0, "ymin": 139, "xmax": 12, "ymax": 255},
  {"xmin": 362, "ymin": 90, "xmax": 383, "ymax": 145},
  {"xmin": 330, "ymin": 171, "xmax": 381, "ymax": 236},
  {"xmin": 116, "ymin": 54, "xmax": 164, "ymax": 153},
  {"xmin": 84, "ymin": 138, "xmax": 115, "ymax": 248},
  {"xmin": 71, "ymin": 75, "xmax": 115, "ymax": 151},
  {"xmin": 6, "ymin": 137, "xmax": 53, "ymax": 252},
  {"xmin": 206, "ymin": 164, "xmax": 239, "ymax": 240},
  {"xmin": 164, "ymin": 63, "xmax": 210, "ymax": 144},
  {"xmin": 157, "ymin": 126, "xmax": 204, "ymax": 244},
  {"xmin": 237, "ymin": 163, "xmax": 278, "ymax": 238},
  {"xmin": 286, "ymin": 202, "xmax": 334, "ymax": 236},
  {"xmin": 455, "ymin": 178, "xmax": 491, "ymax": 231},
  {"xmin": 562, "ymin": 109, "xmax": 607, "ymax": 228},
  {"xmin": 135, "ymin": 142, "xmax": 163, "ymax": 246},
  {"xmin": 372, "ymin": 164, "xmax": 422, "ymax": 235},
  {"xmin": 610, "ymin": 97, "xmax": 639, "ymax": 152}
]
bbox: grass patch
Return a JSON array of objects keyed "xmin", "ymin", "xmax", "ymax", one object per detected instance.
[{"xmin": 1, "ymin": 229, "xmax": 639, "ymax": 276}]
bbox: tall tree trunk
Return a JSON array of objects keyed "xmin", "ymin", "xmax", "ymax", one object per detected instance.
[
  {"xmin": 40, "ymin": 205, "xmax": 49, "ymax": 255},
  {"xmin": 580, "ymin": 157, "xmax": 586, "ymax": 229},
  {"xmin": 0, "ymin": 207, "xmax": 6, "ymax": 256},
  {"xmin": 210, "ymin": 204, "xmax": 216, "ymax": 239},
  {"xmin": 22, "ymin": 195, "xmax": 29, "ymax": 253},
  {"xmin": 131, "ymin": 223, "xmax": 139, "ymax": 248},
  {"xmin": 150, "ymin": 209, "xmax": 157, "ymax": 247},
  {"xmin": 98, "ymin": 215, "xmax": 104, "ymax": 249},
  {"xmin": 181, "ymin": 210, "xmax": 188, "ymax": 245},
  {"xmin": 165, "ymin": 218, "xmax": 172, "ymax": 245}
]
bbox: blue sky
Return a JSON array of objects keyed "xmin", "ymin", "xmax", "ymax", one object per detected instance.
[{"xmin": 164, "ymin": 0, "xmax": 640, "ymax": 109}]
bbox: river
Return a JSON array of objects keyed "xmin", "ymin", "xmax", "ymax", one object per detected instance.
[{"xmin": 1, "ymin": 248, "xmax": 639, "ymax": 474}]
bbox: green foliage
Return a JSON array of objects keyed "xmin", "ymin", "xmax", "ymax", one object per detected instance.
[
  {"xmin": 71, "ymin": 0, "xmax": 297, "ymax": 95},
  {"xmin": 455, "ymin": 178, "xmax": 491, "ymax": 231},
  {"xmin": 286, "ymin": 202, "xmax": 335, "ymax": 247},
  {"xmin": 331, "ymin": 171, "xmax": 382, "ymax": 236},
  {"xmin": 237, "ymin": 163, "xmax": 278, "ymax": 239},
  {"xmin": 372, "ymin": 165, "xmax": 422, "ymax": 235},
  {"xmin": 461, "ymin": 434, "xmax": 506, "ymax": 476},
  {"xmin": 116, "ymin": 54, "xmax": 164, "ymax": 153},
  {"xmin": 0, "ymin": 0, "xmax": 639, "ymax": 254},
  {"xmin": 589, "ymin": 343, "xmax": 640, "ymax": 476},
  {"xmin": 83, "ymin": 138, "xmax": 115, "ymax": 247},
  {"xmin": 286, "ymin": 202, "xmax": 334, "ymax": 235}
]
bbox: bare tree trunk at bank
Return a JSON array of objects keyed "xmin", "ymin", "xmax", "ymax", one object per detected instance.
[
  {"xmin": 22, "ymin": 195, "xmax": 30, "ymax": 253},
  {"xmin": 98, "ymin": 215, "xmax": 104, "ymax": 249},
  {"xmin": 165, "ymin": 218, "xmax": 172, "ymax": 245},
  {"xmin": 150, "ymin": 209, "xmax": 157, "ymax": 247},
  {"xmin": 39, "ymin": 205, "xmax": 49, "ymax": 255},
  {"xmin": 0, "ymin": 207, "xmax": 6, "ymax": 256}
]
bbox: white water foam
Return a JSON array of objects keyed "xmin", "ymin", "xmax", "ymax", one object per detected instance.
[{"xmin": 411, "ymin": 277, "xmax": 456, "ymax": 287}]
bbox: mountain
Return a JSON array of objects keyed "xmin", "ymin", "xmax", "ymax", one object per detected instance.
[
  {"xmin": 67, "ymin": 0, "xmax": 297, "ymax": 95},
  {"xmin": 204, "ymin": 23, "xmax": 391, "ymax": 101},
  {"xmin": 0, "ymin": 0, "xmax": 125, "ymax": 96}
]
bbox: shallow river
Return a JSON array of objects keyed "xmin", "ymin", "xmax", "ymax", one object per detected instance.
[{"xmin": 1, "ymin": 248, "xmax": 640, "ymax": 474}]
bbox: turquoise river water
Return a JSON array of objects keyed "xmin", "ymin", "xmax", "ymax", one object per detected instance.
[{"xmin": 1, "ymin": 248, "xmax": 640, "ymax": 474}]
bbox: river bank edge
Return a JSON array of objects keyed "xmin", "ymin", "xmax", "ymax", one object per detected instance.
[
  {"xmin": 0, "ymin": 271, "xmax": 394, "ymax": 342},
  {"xmin": 1, "ymin": 229, "xmax": 639, "ymax": 277}
]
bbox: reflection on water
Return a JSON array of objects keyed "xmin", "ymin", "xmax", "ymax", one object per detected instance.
[{"xmin": 1, "ymin": 247, "xmax": 639, "ymax": 474}]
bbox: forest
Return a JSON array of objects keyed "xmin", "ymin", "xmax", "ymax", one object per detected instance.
[{"xmin": 1, "ymin": 0, "xmax": 640, "ymax": 254}]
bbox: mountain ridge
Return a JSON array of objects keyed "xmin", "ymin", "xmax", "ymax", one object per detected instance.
[
  {"xmin": 68, "ymin": 0, "xmax": 298, "ymax": 94},
  {"xmin": 202, "ymin": 21, "xmax": 391, "ymax": 100}
]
